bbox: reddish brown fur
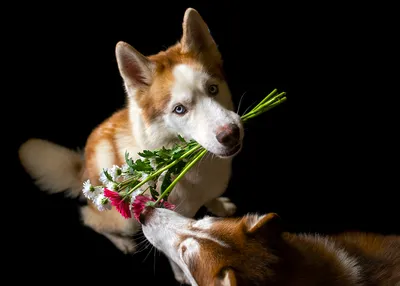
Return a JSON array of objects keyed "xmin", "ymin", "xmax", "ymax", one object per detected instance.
[
  {"xmin": 135, "ymin": 42, "xmax": 225, "ymax": 122},
  {"xmin": 82, "ymin": 40, "xmax": 227, "ymax": 219},
  {"xmin": 84, "ymin": 39, "xmax": 226, "ymax": 184},
  {"xmin": 187, "ymin": 214, "xmax": 400, "ymax": 286},
  {"xmin": 84, "ymin": 109, "xmax": 130, "ymax": 184}
]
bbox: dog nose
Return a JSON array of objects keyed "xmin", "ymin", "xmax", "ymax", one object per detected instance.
[
  {"xmin": 216, "ymin": 124, "xmax": 240, "ymax": 148},
  {"xmin": 139, "ymin": 206, "xmax": 154, "ymax": 225}
]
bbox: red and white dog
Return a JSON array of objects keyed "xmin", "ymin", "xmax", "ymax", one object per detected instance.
[
  {"xmin": 18, "ymin": 8, "xmax": 243, "ymax": 283},
  {"xmin": 141, "ymin": 207, "xmax": 400, "ymax": 285}
]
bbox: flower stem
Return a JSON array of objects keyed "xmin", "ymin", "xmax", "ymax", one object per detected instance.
[
  {"xmin": 153, "ymin": 89, "xmax": 287, "ymax": 203},
  {"xmin": 122, "ymin": 144, "xmax": 202, "ymax": 199},
  {"xmin": 241, "ymin": 91, "xmax": 286, "ymax": 121},
  {"xmin": 252, "ymin": 88, "xmax": 278, "ymax": 110},
  {"xmin": 242, "ymin": 96, "xmax": 287, "ymax": 122},
  {"xmin": 154, "ymin": 148, "xmax": 208, "ymax": 205}
]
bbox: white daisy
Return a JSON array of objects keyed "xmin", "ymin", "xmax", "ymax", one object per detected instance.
[
  {"xmin": 82, "ymin": 180, "xmax": 104, "ymax": 201},
  {"xmin": 99, "ymin": 170, "xmax": 110, "ymax": 185},
  {"xmin": 82, "ymin": 180, "xmax": 97, "ymax": 200},
  {"xmin": 109, "ymin": 165, "xmax": 123, "ymax": 181},
  {"xmin": 94, "ymin": 194, "xmax": 112, "ymax": 211},
  {"xmin": 106, "ymin": 181, "xmax": 118, "ymax": 192},
  {"xmin": 121, "ymin": 163, "xmax": 130, "ymax": 173}
]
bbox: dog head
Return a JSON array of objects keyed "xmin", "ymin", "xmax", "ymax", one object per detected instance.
[
  {"xmin": 115, "ymin": 8, "xmax": 243, "ymax": 158},
  {"xmin": 141, "ymin": 207, "xmax": 283, "ymax": 285}
]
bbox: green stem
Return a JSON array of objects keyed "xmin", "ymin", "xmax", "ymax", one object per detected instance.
[
  {"xmin": 154, "ymin": 148, "xmax": 208, "ymax": 204},
  {"xmin": 123, "ymin": 144, "xmax": 202, "ymax": 198},
  {"xmin": 242, "ymin": 96, "xmax": 287, "ymax": 122},
  {"xmin": 241, "ymin": 92, "xmax": 286, "ymax": 121},
  {"xmin": 252, "ymin": 88, "xmax": 278, "ymax": 111}
]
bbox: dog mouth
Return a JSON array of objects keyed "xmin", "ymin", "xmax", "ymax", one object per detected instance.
[{"xmin": 218, "ymin": 144, "xmax": 242, "ymax": 158}]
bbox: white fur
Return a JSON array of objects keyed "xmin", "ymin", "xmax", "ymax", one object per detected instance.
[
  {"xmin": 142, "ymin": 208, "xmax": 228, "ymax": 286},
  {"xmin": 192, "ymin": 216, "xmax": 215, "ymax": 230},
  {"xmin": 94, "ymin": 140, "xmax": 115, "ymax": 170},
  {"xmin": 166, "ymin": 64, "xmax": 244, "ymax": 156},
  {"xmin": 18, "ymin": 138, "xmax": 83, "ymax": 197},
  {"xmin": 18, "ymin": 8, "xmax": 242, "ymax": 284}
]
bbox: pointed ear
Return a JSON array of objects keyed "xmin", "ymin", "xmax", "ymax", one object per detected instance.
[
  {"xmin": 115, "ymin": 41, "xmax": 155, "ymax": 88},
  {"xmin": 181, "ymin": 8, "xmax": 221, "ymax": 61},
  {"xmin": 244, "ymin": 213, "xmax": 283, "ymax": 237},
  {"xmin": 215, "ymin": 268, "xmax": 237, "ymax": 286}
]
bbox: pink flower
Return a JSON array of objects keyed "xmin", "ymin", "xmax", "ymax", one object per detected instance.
[
  {"xmin": 103, "ymin": 188, "xmax": 131, "ymax": 219},
  {"xmin": 131, "ymin": 195, "xmax": 176, "ymax": 222},
  {"xmin": 132, "ymin": 195, "xmax": 151, "ymax": 222}
]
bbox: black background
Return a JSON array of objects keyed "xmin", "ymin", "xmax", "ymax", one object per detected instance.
[{"xmin": 8, "ymin": 1, "xmax": 398, "ymax": 284}]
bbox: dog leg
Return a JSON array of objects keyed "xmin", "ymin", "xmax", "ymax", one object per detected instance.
[
  {"xmin": 80, "ymin": 204, "xmax": 140, "ymax": 254},
  {"xmin": 205, "ymin": 197, "xmax": 237, "ymax": 217},
  {"xmin": 168, "ymin": 258, "xmax": 191, "ymax": 285}
]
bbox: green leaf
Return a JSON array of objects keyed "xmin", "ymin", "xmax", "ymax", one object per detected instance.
[
  {"xmin": 160, "ymin": 170, "xmax": 173, "ymax": 194},
  {"xmin": 103, "ymin": 169, "xmax": 114, "ymax": 182},
  {"xmin": 138, "ymin": 150, "xmax": 155, "ymax": 158},
  {"xmin": 125, "ymin": 151, "xmax": 135, "ymax": 169},
  {"xmin": 133, "ymin": 159, "xmax": 153, "ymax": 172},
  {"xmin": 169, "ymin": 160, "xmax": 187, "ymax": 174},
  {"xmin": 177, "ymin": 134, "xmax": 186, "ymax": 143},
  {"xmin": 149, "ymin": 186, "xmax": 159, "ymax": 200}
]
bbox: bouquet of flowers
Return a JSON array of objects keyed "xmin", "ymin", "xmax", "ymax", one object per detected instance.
[{"xmin": 81, "ymin": 89, "xmax": 287, "ymax": 221}]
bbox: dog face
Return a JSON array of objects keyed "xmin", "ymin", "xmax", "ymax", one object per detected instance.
[
  {"xmin": 163, "ymin": 63, "xmax": 243, "ymax": 158},
  {"xmin": 141, "ymin": 207, "xmax": 282, "ymax": 285},
  {"xmin": 115, "ymin": 8, "xmax": 244, "ymax": 158}
]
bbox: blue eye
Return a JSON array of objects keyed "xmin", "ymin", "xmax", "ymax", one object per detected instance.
[{"xmin": 173, "ymin": 105, "xmax": 187, "ymax": 115}]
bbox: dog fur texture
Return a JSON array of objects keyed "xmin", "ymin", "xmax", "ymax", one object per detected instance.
[
  {"xmin": 141, "ymin": 207, "xmax": 400, "ymax": 286},
  {"xmin": 18, "ymin": 8, "xmax": 244, "ymax": 283}
]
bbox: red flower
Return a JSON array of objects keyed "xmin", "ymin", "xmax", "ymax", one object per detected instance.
[
  {"xmin": 131, "ymin": 195, "xmax": 176, "ymax": 222},
  {"xmin": 103, "ymin": 188, "xmax": 131, "ymax": 219}
]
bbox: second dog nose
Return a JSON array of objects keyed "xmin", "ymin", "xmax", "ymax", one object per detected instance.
[
  {"xmin": 139, "ymin": 206, "xmax": 154, "ymax": 225},
  {"xmin": 216, "ymin": 124, "xmax": 240, "ymax": 148}
]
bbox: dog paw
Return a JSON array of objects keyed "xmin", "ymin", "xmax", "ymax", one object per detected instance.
[{"xmin": 205, "ymin": 197, "xmax": 237, "ymax": 217}]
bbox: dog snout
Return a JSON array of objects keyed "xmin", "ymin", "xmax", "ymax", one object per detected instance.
[
  {"xmin": 216, "ymin": 123, "xmax": 240, "ymax": 148},
  {"xmin": 139, "ymin": 206, "xmax": 155, "ymax": 225}
]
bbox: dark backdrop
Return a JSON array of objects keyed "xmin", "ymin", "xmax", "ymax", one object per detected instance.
[{"xmin": 8, "ymin": 1, "xmax": 398, "ymax": 284}]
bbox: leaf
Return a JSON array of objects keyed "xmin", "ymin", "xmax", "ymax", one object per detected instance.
[
  {"xmin": 177, "ymin": 134, "xmax": 187, "ymax": 143},
  {"xmin": 149, "ymin": 186, "xmax": 159, "ymax": 200},
  {"xmin": 169, "ymin": 160, "xmax": 187, "ymax": 174},
  {"xmin": 125, "ymin": 151, "xmax": 135, "ymax": 169},
  {"xmin": 171, "ymin": 147, "xmax": 185, "ymax": 160},
  {"xmin": 160, "ymin": 170, "xmax": 173, "ymax": 194},
  {"xmin": 133, "ymin": 159, "xmax": 153, "ymax": 172},
  {"xmin": 103, "ymin": 169, "xmax": 114, "ymax": 182},
  {"xmin": 138, "ymin": 150, "xmax": 155, "ymax": 158}
]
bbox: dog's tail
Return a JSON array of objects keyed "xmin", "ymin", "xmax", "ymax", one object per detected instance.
[{"xmin": 18, "ymin": 138, "xmax": 85, "ymax": 198}]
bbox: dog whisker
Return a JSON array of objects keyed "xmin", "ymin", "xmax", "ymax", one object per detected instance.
[
  {"xmin": 241, "ymin": 100, "xmax": 258, "ymax": 117},
  {"xmin": 142, "ymin": 244, "xmax": 155, "ymax": 263},
  {"xmin": 236, "ymin": 91, "xmax": 248, "ymax": 114}
]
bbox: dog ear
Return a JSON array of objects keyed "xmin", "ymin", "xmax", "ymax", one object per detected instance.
[
  {"xmin": 181, "ymin": 8, "xmax": 221, "ymax": 62},
  {"xmin": 115, "ymin": 41, "xmax": 155, "ymax": 88},
  {"xmin": 215, "ymin": 268, "xmax": 237, "ymax": 286},
  {"xmin": 244, "ymin": 213, "xmax": 283, "ymax": 238}
]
